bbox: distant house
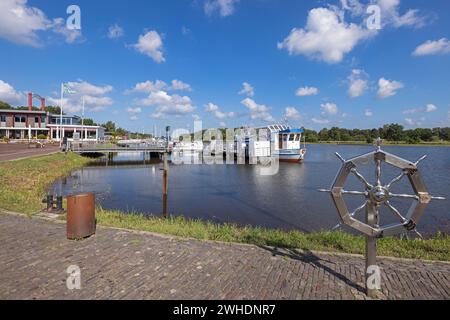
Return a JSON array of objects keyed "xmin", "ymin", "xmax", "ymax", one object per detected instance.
[{"xmin": 0, "ymin": 110, "xmax": 104, "ymax": 141}]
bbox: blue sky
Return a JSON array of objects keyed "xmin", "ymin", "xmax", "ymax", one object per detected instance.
[{"xmin": 0, "ymin": 0, "xmax": 449, "ymax": 132}]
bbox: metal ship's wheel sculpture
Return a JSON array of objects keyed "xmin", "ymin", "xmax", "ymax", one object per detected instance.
[{"xmin": 319, "ymin": 138, "xmax": 445, "ymax": 298}]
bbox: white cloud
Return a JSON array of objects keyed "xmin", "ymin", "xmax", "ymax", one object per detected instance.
[
  {"xmin": 0, "ymin": 0, "xmax": 50, "ymax": 47},
  {"xmin": 0, "ymin": 80, "xmax": 24, "ymax": 104},
  {"xmin": 377, "ymin": 77, "xmax": 404, "ymax": 99},
  {"xmin": 413, "ymin": 38, "xmax": 450, "ymax": 56},
  {"xmin": 278, "ymin": 7, "xmax": 372, "ymax": 63},
  {"xmin": 238, "ymin": 82, "xmax": 254, "ymax": 97},
  {"xmin": 296, "ymin": 86, "xmax": 319, "ymax": 97},
  {"xmin": 284, "ymin": 107, "xmax": 302, "ymax": 120},
  {"xmin": 51, "ymin": 18, "xmax": 82, "ymax": 44},
  {"xmin": 127, "ymin": 107, "xmax": 142, "ymax": 115},
  {"xmin": 130, "ymin": 115, "xmax": 138, "ymax": 121},
  {"xmin": 0, "ymin": 0, "xmax": 83, "ymax": 47},
  {"xmin": 205, "ymin": 103, "xmax": 235, "ymax": 120},
  {"xmin": 340, "ymin": 0, "xmax": 426, "ymax": 28},
  {"xmin": 376, "ymin": 0, "xmax": 426, "ymax": 28},
  {"xmin": 127, "ymin": 79, "xmax": 191, "ymax": 94},
  {"xmin": 136, "ymin": 90, "xmax": 195, "ymax": 119},
  {"xmin": 321, "ymin": 103, "xmax": 338, "ymax": 116},
  {"xmin": 364, "ymin": 109, "xmax": 373, "ymax": 117},
  {"xmin": 47, "ymin": 80, "xmax": 114, "ymax": 113},
  {"xmin": 348, "ymin": 69, "xmax": 368, "ymax": 98},
  {"xmin": 403, "ymin": 104, "xmax": 437, "ymax": 114},
  {"xmin": 312, "ymin": 118, "xmax": 330, "ymax": 125},
  {"xmin": 426, "ymin": 104, "xmax": 437, "ymax": 113},
  {"xmin": 240, "ymin": 98, "xmax": 274, "ymax": 122},
  {"xmin": 132, "ymin": 30, "xmax": 165, "ymax": 63},
  {"xmin": 204, "ymin": 0, "xmax": 239, "ymax": 17},
  {"xmin": 108, "ymin": 24, "xmax": 124, "ymax": 39},
  {"xmin": 170, "ymin": 80, "xmax": 192, "ymax": 92}
]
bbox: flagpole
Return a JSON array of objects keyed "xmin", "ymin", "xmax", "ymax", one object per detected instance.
[
  {"xmin": 59, "ymin": 83, "xmax": 64, "ymax": 146},
  {"xmin": 81, "ymin": 96, "xmax": 85, "ymax": 142}
]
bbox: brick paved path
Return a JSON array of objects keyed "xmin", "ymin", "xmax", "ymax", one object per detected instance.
[
  {"xmin": 0, "ymin": 143, "xmax": 60, "ymax": 162},
  {"xmin": 0, "ymin": 212, "xmax": 448, "ymax": 300}
]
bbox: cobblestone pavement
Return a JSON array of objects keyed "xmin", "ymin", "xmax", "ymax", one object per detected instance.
[
  {"xmin": 0, "ymin": 143, "xmax": 60, "ymax": 162},
  {"xmin": 0, "ymin": 212, "xmax": 448, "ymax": 300}
]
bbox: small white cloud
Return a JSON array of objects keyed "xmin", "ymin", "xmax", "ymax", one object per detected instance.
[
  {"xmin": 127, "ymin": 79, "xmax": 191, "ymax": 94},
  {"xmin": 321, "ymin": 102, "xmax": 338, "ymax": 116},
  {"xmin": 127, "ymin": 107, "xmax": 142, "ymax": 115},
  {"xmin": 204, "ymin": 0, "xmax": 239, "ymax": 17},
  {"xmin": 284, "ymin": 107, "xmax": 302, "ymax": 120},
  {"xmin": 238, "ymin": 82, "xmax": 254, "ymax": 97},
  {"xmin": 130, "ymin": 115, "xmax": 138, "ymax": 121},
  {"xmin": 348, "ymin": 69, "xmax": 368, "ymax": 98},
  {"xmin": 278, "ymin": 7, "xmax": 373, "ymax": 63},
  {"xmin": 132, "ymin": 30, "xmax": 165, "ymax": 63},
  {"xmin": 404, "ymin": 118, "xmax": 417, "ymax": 126},
  {"xmin": 241, "ymin": 98, "xmax": 274, "ymax": 122},
  {"xmin": 426, "ymin": 104, "xmax": 437, "ymax": 113},
  {"xmin": 403, "ymin": 104, "xmax": 437, "ymax": 115},
  {"xmin": 364, "ymin": 109, "xmax": 373, "ymax": 117},
  {"xmin": 181, "ymin": 26, "xmax": 191, "ymax": 36},
  {"xmin": 108, "ymin": 24, "xmax": 124, "ymax": 39},
  {"xmin": 311, "ymin": 118, "xmax": 330, "ymax": 125},
  {"xmin": 170, "ymin": 80, "xmax": 192, "ymax": 92},
  {"xmin": 296, "ymin": 86, "xmax": 319, "ymax": 97},
  {"xmin": 136, "ymin": 90, "xmax": 195, "ymax": 119},
  {"xmin": 205, "ymin": 102, "xmax": 235, "ymax": 120},
  {"xmin": 413, "ymin": 38, "xmax": 450, "ymax": 56},
  {"xmin": 377, "ymin": 77, "xmax": 404, "ymax": 99},
  {"xmin": 0, "ymin": 80, "xmax": 24, "ymax": 104}
]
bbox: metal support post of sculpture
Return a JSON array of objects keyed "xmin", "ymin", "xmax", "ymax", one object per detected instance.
[{"xmin": 319, "ymin": 138, "xmax": 445, "ymax": 298}]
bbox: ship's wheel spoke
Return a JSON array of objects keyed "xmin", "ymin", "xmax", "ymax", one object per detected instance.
[
  {"xmin": 342, "ymin": 190, "xmax": 367, "ymax": 196},
  {"xmin": 351, "ymin": 168, "xmax": 373, "ymax": 190},
  {"xmin": 389, "ymin": 193, "xmax": 419, "ymax": 200},
  {"xmin": 385, "ymin": 171, "xmax": 406, "ymax": 189},
  {"xmin": 375, "ymin": 159, "xmax": 382, "ymax": 187},
  {"xmin": 385, "ymin": 201, "xmax": 406, "ymax": 222},
  {"xmin": 332, "ymin": 201, "xmax": 367, "ymax": 230}
]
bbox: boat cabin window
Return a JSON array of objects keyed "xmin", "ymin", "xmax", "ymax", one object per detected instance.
[
  {"xmin": 294, "ymin": 134, "xmax": 300, "ymax": 141},
  {"xmin": 289, "ymin": 134, "xmax": 295, "ymax": 141}
]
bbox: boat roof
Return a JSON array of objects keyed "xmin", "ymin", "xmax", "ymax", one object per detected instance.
[{"xmin": 279, "ymin": 128, "xmax": 304, "ymax": 134}]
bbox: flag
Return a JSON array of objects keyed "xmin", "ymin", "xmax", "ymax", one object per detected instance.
[{"xmin": 63, "ymin": 83, "xmax": 76, "ymax": 95}]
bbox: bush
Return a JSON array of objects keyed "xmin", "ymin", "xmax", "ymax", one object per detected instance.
[
  {"xmin": 37, "ymin": 134, "xmax": 47, "ymax": 140},
  {"xmin": 2, "ymin": 136, "xmax": 9, "ymax": 143}
]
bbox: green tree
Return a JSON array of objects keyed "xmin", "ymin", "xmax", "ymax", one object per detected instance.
[{"xmin": 0, "ymin": 101, "xmax": 12, "ymax": 109}]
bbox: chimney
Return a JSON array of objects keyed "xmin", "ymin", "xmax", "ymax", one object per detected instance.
[
  {"xmin": 41, "ymin": 98, "xmax": 45, "ymax": 111},
  {"xmin": 28, "ymin": 92, "xmax": 33, "ymax": 111}
]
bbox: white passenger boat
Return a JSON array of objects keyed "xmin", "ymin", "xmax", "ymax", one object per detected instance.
[{"xmin": 267, "ymin": 124, "xmax": 306, "ymax": 162}]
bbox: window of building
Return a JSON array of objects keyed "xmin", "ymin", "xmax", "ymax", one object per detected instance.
[
  {"xmin": 0, "ymin": 115, "xmax": 5, "ymax": 122},
  {"xmin": 35, "ymin": 116, "xmax": 39, "ymax": 123},
  {"xmin": 14, "ymin": 115, "xmax": 26, "ymax": 122}
]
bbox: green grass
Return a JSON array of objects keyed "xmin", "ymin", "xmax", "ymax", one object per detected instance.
[
  {"xmin": 96, "ymin": 208, "xmax": 450, "ymax": 261},
  {"xmin": 0, "ymin": 152, "xmax": 91, "ymax": 214},
  {"xmin": 1, "ymin": 152, "xmax": 449, "ymax": 261}
]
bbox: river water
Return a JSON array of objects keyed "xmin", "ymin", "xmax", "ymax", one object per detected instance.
[{"xmin": 50, "ymin": 144, "xmax": 450, "ymax": 235}]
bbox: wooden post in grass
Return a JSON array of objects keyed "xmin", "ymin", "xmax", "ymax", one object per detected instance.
[{"xmin": 162, "ymin": 150, "xmax": 168, "ymax": 219}]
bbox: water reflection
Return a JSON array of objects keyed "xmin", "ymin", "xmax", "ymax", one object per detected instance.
[{"xmin": 50, "ymin": 146, "xmax": 450, "ymax": 235}]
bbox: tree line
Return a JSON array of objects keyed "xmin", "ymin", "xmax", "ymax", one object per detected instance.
[{"xmin": 303, "ymin": 123, "xmax": 450, "ymax": 144}]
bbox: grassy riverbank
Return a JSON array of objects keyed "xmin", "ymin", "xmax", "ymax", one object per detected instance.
[
  {"xmin": 0, "ymin": 152, "xmax": 449, "ymax": 261},
  {"xmin": 0, "ymin": 152, "xmax": 91, "ymax": 214},
  {"xmin": 95, "ymin": 208, "xmax": 450, "ymax": 261}
]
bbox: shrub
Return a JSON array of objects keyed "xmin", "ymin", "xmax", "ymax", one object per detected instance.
[{"xmin": 37, "ymin": 134, "xmax": 47, "ymax": 140}]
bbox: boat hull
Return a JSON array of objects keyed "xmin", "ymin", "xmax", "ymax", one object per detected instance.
[{"xmin": 274, "ymin": 149, "xmax": 306, "ymax": 163}]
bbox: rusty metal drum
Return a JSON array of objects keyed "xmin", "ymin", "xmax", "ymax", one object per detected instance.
[{"xmin": 67, "ymin": 193, "xmax": 96, "ymax": 239}]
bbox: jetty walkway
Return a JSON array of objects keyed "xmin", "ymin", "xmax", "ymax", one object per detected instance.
[{"xmin": 0, "ymin": 212, "xmax": 448, "ymax": 299}]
